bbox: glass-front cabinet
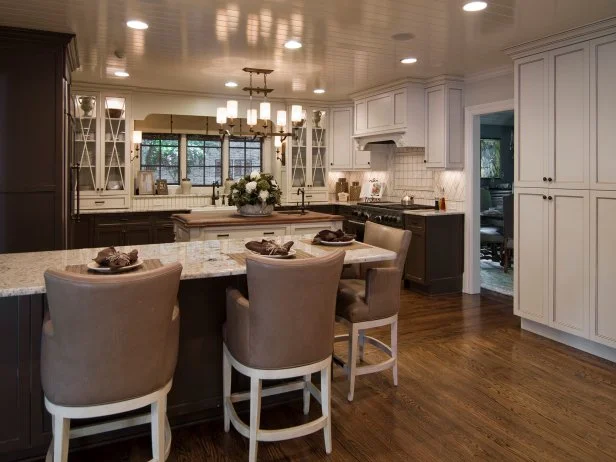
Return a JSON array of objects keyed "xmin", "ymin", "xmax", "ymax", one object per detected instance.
[
  {"xmin": 72, "ymin": 89, "xmax": 131, "ymax": 209},
  {"xmin": 287, "ymin": 106, "xmax": 329, "ymax": 202}
]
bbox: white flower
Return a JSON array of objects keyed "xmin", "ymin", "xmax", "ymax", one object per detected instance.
[
  {"xmin": 250, "ymin": 171, "xmax": 261, "ymax": 180},
  {"xmin": 259, "ymin": 190, "xmax": 269, "ymax": 202},
  {"xmin": 245, "ymin": 181, "xmax": 258, "ymax": 193},
  {"xmin": 232, "ymin": 190, "xmax": 239, "ymax": 197},
  {"xmin": 271, "ymin": 179, "xmax": 278, "ymax": 187}
]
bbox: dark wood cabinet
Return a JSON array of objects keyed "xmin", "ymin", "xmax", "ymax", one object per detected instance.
[{"xmin": 404, "ymin": 214, "xmax": 464, "ymax": 294}]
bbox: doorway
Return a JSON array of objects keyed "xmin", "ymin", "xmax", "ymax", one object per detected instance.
[{"xmin": 463, "ymin": 99, "xmax": 515, "ymax": 295}]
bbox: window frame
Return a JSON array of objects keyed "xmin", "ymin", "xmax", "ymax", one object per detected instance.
[
  {"xmin": 185, "ymin": 134, "xmax": 223, "ymax": 186},
  {"xmin": 139, "ymin": 133, "xmax": 181, "ymax": 185},
  {"xmin": 228, "ymin": 136, "xmax": 263, "ymax": 180}
]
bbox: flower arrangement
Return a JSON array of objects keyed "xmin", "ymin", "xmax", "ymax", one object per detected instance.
[{"xmin": 228, "ymin": 171, "xmax": 282, "ymax": 208}]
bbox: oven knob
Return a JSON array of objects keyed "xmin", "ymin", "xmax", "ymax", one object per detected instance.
[
  {"xmin": 395, "ymin": 216, "xmax": 402, "ymax": 224},
  {"xmin": 363, "ymin": 212, "xmax": 370, "ymax": 219},
  {"xmin": 387, "ymin": 215, "xmax": 395, "ymax": 222},
  {"xmin": 374, "ymin": 215, "xmax": 383, "ymax": 223},
  {"xmin": 352, "ymin": 210, "xmax": 360, "ymax": 216}
]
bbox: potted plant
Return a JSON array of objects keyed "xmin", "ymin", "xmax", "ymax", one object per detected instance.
[{"xmin": 228, "ymin": 171, "xmax": 281, "ymax": 216}]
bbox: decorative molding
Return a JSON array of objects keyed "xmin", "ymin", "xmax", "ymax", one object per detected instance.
[
  {"xmin": 352, "ymin": 131, "xmax": 407, "ymax": 150},
  {"xmin": 504, "ymin": 16, "xmax": 616, "ymax": 59},
  {"xmin": 423, "ymin": 74, "xmax": 465, "ymax": 88},
  {"xmin": 67, "ymin": 37, "xmax": 80, "ymax": 72},
  {"xmin": 348, "ymin": 77, "xmax": 424, "ymax": 100},
  {"xmin": 464, "ymin": 65, "xmax": 513, "ymax": 84}
]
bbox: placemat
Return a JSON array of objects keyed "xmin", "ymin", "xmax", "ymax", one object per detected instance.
[
  {"xmin": 65, "ymin": 259, "xmax": 163, "ymax": 275},
  {"xmin": 300, "ymin": 239, "xmax": 373, "ymax": 251},
  {"xmin": 226, "ymin": 249, "xmax": 314, "ymax": 266}
]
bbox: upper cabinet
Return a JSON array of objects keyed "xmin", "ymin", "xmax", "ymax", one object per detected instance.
[
  {"xmin": 424, "ymin": 80, "xmax": 464, "ymax": 169},
  {"xmin": 352, "ymin": 82, "xmax": 425, "ymax": 147},
  {"xmin": 72, "ymin": 88, "xmax": 131, "ymax": 209},
  {"xmin": 330, "ymin": 107, "xmax": 353, "ymax": 170},
  {"xmin": 590, "ymin": 34, "xmax": 616, "ymax": 190}
]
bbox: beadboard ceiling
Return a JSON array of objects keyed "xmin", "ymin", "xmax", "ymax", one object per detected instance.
[{"xmin": 1, "ymin": 0, "xmax": 616, "ymax": 99}]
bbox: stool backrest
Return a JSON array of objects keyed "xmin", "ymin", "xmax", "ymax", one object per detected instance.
[
  {"xmin": 245, "ymin": 251, "xmax": 345, "ymax": 369},
  {"xmin": 361, "ymin": 221, "xmax": 412, "ymax": 278},
  {"xmin": 42, "ymin": 263, "xmax": 182, "ymax": 406}
]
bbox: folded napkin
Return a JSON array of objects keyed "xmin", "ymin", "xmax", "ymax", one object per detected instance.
[
  {"xmin": 93, "ymin": 247, "xmax": 139, "ymax": 268},
  {"xmin": 312, "ymin": 229, "xmax": 355, "ymax": 244},
  {"xmin": 245, "ymin": 240, "xmax": 294, "ymax": 256}
]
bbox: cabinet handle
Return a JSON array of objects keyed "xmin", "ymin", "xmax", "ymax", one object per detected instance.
[
  {"xmin": 94, "ymin": 201, "xmax": 105, "ymax": 204},
  {"xmin": 263, "ymin": 232, "xmax": 275, "ymax": 235},
  {"xmin": 306, "ymin": 195, "xmax": 313, "ymax": 198},
  {"xmin": 548, "ymin": 196, "xmax": 553, "ymax": 201},
  {"xmin": 119, "ymin": 218, "xmax": 129, "ymax": 222},
  {"xmin": 217, "ymin": 234, "xmax": 230, "ymax": 238}
]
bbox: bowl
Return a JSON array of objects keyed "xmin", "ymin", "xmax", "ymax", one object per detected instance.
[{"xmin": 107, "ymin": 108, "xmax": 124, "ymax": 119}]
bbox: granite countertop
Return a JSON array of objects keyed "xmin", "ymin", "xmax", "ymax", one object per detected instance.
[
  {"xmin": 0, "ymin": 236, "xmax": 396, "ymax": 298},
  {"xmin": 403, "ymin": 210, "xmax": 464, "ymax": 216},
  {"xmin": 172, "ymin": 211, "xmax": 344, "ymax": 228}
]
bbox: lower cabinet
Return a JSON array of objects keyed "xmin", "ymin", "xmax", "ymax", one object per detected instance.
[{"xmin": 515, "ymin": 189, "xmax": 590, "ymax": 337}]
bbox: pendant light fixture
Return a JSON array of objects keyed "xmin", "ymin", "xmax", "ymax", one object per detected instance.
[{"xmin": 276, "ymin": 110, "xmax": 287, "ymax": 128}]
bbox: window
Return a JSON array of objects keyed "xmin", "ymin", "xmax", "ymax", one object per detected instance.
[
  {"xmin": 140, "ymin": 134, "xmax": 181, "ymax": 184},
  {"xmin": 229, "ymin": 137, "xmax": 262, "ymax": 179},
  {"xmin": 186, "ymin": 135, "xmax": 223, "ymax": 186}
]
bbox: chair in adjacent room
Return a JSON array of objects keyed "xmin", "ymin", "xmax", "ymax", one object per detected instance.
[
  {"xmin": 501, "ymin": 193, "xmax": 514, "ymax": 272},
  {"xmin": 223, "ymin": 251, "xmax": 345, "ymax": 462},
  {"xmin": 42, "ymin": 263, "xmax": 182, "ymax": 462},
  {"xmin": 334, "ymin": 221, "xmax": 412, "ymax": 402}
]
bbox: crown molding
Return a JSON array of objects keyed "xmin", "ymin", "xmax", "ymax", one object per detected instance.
[
  {"xmin": 463, "ymin": 65, "xmax": 513, "ymax": 84},
  {"xmin": 349, "ymin": 77, "xmax": 425, "ymax": 99},
  {"xmin": 504, "ymin": 16, "xmax": 616, "ymax": 59}
]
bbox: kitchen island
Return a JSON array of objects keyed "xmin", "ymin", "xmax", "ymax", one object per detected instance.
[
  {"xmin": 172, "ymin": 210, "xmax": 344, "ymax": 242},
  {"xmin": 0, "ymin": 237, "xmax": 395, "ymax": 460}
]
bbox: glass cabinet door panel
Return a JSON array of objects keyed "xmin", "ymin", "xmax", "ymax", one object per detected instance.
[
  {"xmin": 291, "ymin": 124, "xmax": 307, "ymax": 187},
  {"xmin": 73, "ymin": 93, "xmax": 98, "ymax": 192},
  {"xmin": 311, "ymin": 109, "xmax": 327, "ymax": 188},
  {"xmin": 103, "ymin": 96, "xmax": 127, "ymax": 192}
]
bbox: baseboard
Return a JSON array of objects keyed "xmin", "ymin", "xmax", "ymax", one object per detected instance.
[{"xmin": 521, "ymin": 319, "xmax": 616, "ymax": 363}]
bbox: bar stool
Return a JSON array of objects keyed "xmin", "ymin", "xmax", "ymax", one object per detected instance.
[
  {"xmin": 223, "ymin": 251, "xmax": 345, "ymax": 462},
  {"xmin": 334, "ymin": 222, "xmax": 412, "ymax": 401},
  {"xmin": 42, "ymin": 263, "xmax": 182, "ymax": 462}
]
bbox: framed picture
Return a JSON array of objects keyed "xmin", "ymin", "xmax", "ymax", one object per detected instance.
[{"xmin": 480, "ymin": 138, "xmax": 502, "ymax": 179}]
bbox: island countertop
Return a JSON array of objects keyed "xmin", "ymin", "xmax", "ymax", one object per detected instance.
[
  {"xmin": 172, "ymin": 210, "xmax": 344, "ymax": 228},
  {"xmin": 0, "ymin": 235, "xmax": 396, "ymax": 298}
]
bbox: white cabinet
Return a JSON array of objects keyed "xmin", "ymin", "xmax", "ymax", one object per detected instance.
[
  {"xmin": 590, "ymin": 34, "xmax": 616, "ymax": 190},
  {"xmin": 515, "ymin": 44, "xmax": 590, "ymax": 189},
  {"xmin": 590, "ymin": 191, "xmax": 616, "ymax": 348},
  {"xmin": 72, "ymin": 89, "xmax": 131, "ymax": 209},
  {"xmin": 330, "ymin": 107, "xmax": 352, "ymax": 170},
  {"xmin": 424, "ymin": 81, "xmax": 464, "ymax": 169},
  {"xmin": 514, "ymin": 188, "xmax": 590, "ymax": 336},
  {"xmin": 353, "ymin": 150, "xmax": 372, "ymax": 169}
]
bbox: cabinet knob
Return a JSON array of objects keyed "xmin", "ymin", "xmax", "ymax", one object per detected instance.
[
  {"xmin": 548, "ymin": 178, "xmax": 553, "ymax": 182},
  {"xmin": 423, "ymin": 160, "xmax": 427, "ymax": 163},
  {"xmin": 543, "ymin": 195, "xmax": 547, "ymax": 200},
  {"xmin": 367, "ymin": 161, "xmax": 370, "ymax": 165},
  {"xmin": 548, "ymin": 196, "xmax": 553, "ymax": 201},
  {"xmin": 330, "ymin": 162, "xmax": 333, "ymax": 166},
  {"xmin": 543, "ymin": 177, "xmax": 547, "ymax": 182}
]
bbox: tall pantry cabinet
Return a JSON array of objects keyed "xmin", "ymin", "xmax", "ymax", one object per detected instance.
[{"xmin": 508, "ymin": 23, "xmax": 616, "ymax": 352}]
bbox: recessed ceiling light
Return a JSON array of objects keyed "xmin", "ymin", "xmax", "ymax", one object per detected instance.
[
  {"xmin": 114, "ymin": 71, "xmax": 130, "ymax": 77},
  {"xmin": 463, "ymin": 1, "xmax": 487, "ymax": 12},
  {"xmin": 225, "ymin": 81, "xmax": 238, "ymax": 88},
  {"xmin": 284, "ymin": 40, "xmax": 303, "ymax": 49},
  {"xmin": 126, "ymin": 20, "xmax": 149, "ymax": 30},
  {"xmin": 313, "ymin": 88, "xmax": 326, "ymax": 94},
  {"xmin": 400, "ymin": 57, "xmax": 418, "ymax": 64}
]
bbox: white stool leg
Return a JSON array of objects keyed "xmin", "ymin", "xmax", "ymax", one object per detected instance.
[
  {"xmin": 223, "ymin": 349, "xmax": 232, "ymax": 432},
  {"xmin": 249, "ymin": 377, "xmax": 262, "ymax": 462},
  {"xmin": 358, "ymin": 330, "xmax": 365, "ymax": 362},
  {"xmin": 320, "ymin": 364, "xmax": 332, "ymax": 454},
  {"xmin": 151, "ymin": 395, "xmax": 166, "ymax": 461},
  {"xmin": 347, "ymin": 324, "xmax": 359, "ymax": 402},
  {"xmin": 303, "ymin": 374, "xmax": 311, "ymax": 415},
  {"xmin": 53, "ymin": 415, "xmax": 70, "ymax": 462},
  {"xmin": 391, "ymin": 318, "xmax": 398, "ymax": 386}
]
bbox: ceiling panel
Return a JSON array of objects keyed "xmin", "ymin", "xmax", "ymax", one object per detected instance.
[{"xmin": 0, "ymin": 0, "xmax": 615, "ymax": 99}]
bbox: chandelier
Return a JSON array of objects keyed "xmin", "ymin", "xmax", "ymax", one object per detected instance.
[{"xmin": 216, "ymin": 68, "xmax": 303, "ymax": 143}]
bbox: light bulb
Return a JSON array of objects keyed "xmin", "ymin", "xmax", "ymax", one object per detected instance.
[
  {"xmin": 274, "ymin": 136, "xmax": 282, "ymax": 148},
  {"xmin": 132, "ymin": 130, "xmax": 142, "ymax": 144},
  {"xmin": 291, "ymin": 105, "xmax": 303, "ymax": 123},
  {"xmin": 260, "ymin": 101, "xmax": 271, "ymax": 120},
  {"xmin": 226, "ymin": 100, "xmax": 238, "ymax": 119},
  {"xmin": 277, "ymin": 110, "xmax": 287, "ymax": 128},
  {"xmin": 247, "ymin": 108, "xmax": 258, "ymax": 126},
  {"xmin": 216, "ymin": 107, "xmax": 227, "ymax": 125}
]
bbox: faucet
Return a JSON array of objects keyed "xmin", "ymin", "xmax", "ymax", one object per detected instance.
[
  {"xmin": 297, "ymin": 187, "xmax": 306, "ymax": 214},
  {"xmin": 211, "ymin": 181, "xmax": 220, "ymax": 205}
]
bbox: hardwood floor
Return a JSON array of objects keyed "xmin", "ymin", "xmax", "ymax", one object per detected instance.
[{"xmin": 68, "ymin": 289, "xmax": 616, "ymax": 462}]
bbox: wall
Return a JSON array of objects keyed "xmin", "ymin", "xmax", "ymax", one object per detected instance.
[{"xmin": 464, "ymin": 70, "xmax": 514, "ymax": 108}]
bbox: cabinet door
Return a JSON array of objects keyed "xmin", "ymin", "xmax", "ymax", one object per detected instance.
[
  {"xmin": 354, "ymin": 150, "xmax": 371, "ymax": 169},
  {"xmin": 366, "ymin": 92, "xmax": 394, "ymax": 132},
  {"xmin": 515, "ymin": 54, "xmax": 550, "ymax": 187},
  {"xmin": 310, "ymin": 109, "xmax": 328, "ymax": 189},
  {"xmin": 405, "ymin": 229, "xmax": 426, "ymax": 283},
  {"xmin": 330, "ymin": 108, "xmax": 352, "ymax": 170},
  {"xmin": 590, "ymin": 34, "xmax": 616, "ymax": 190},
  {"xmin": 514, "ymin": 189, "xmax": 550, "ymax": 323},
  {"xmin": 73, "ymin": 91, "xmax": 99, "ymax": 194},
  {"xmin": 590, "ymin": 191, "xmax": 616, "ymax": 348},
  {"xmin": 548, "ymin": 189, "xmax": 590, "ymax": 337},
  {"xmin": 101, "ymin": 94, "xmax": 130, "ymax": 195},
  {"xmin": 124, "ymin": 224, "xmax": 152, "ymax": 246},
  {"xmin": 425, "ymin": 86, "xmax": 445, "ymax": 168},
  {"xmin": 354, "ymin": 100, "xmax": 367, "ymax": 134},
  {"xmin": 154, "ymin": 223, "xmax": 176, "ymax": 244},
  {"xmin": 548, "ymin": 43, "xmax": 590, "ymax": 189},
  {"xmin": 290, "ymin": 120, "xmax": 307, "ymax": 188},
  {"xmin": 94, "ymin": 225, "xmax": 125, "ymax": 247}
]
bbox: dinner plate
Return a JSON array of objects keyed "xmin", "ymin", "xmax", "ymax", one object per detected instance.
[
  {"xmin": 86, "ymin": 259, "xmax": 144, "ymax": 273},
  {"xmin": 246, "ymin": 249, "xmax": 297, "ymax": 259},
  {"xmin": 317, "ymin": 239, "xmax": 356, "ymax": 246}
]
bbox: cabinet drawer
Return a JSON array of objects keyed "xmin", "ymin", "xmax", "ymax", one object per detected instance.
[
  {"xmin": 405, "ymin": 215, "xmax": 426, "ymax": 231},
  {"xmin": 206, "ymin": 227, "xmax": 287, "ymax": 240},
  {"xmin": 81, "ymin": 196, "xmax": 128, "ymax": 210},
  {"xmin": 286, "ymin": 191, "xmax": 329, "ymax": 203},
  {"xmin": 96, "ymin": 214, "xmax": 150, "ymax": 226}
]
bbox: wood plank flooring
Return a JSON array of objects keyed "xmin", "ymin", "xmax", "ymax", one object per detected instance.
[{"xmin": 68, "ymin": 289, "xmax": 616, "ymax": 462}]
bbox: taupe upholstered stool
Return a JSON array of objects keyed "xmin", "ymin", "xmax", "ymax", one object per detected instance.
[
  {"xmin": 334, "ymin": 221, "xmax": 412, "ymax": 401},
  {"xmin": 223, "ymin": 251, "xmax": 345, "ymax": 462},
  {"xmin": 42, "ymin": 263, "xmax": 182, "ymax": 462}
]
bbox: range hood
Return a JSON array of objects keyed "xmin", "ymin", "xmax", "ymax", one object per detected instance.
[{"xmin": 354, "ymin": 131, "xmax": 407, "ymax": 150}]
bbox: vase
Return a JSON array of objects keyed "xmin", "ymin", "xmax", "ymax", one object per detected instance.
[
  {"xmin": 237, "ymin": 204, "xmax": 274, "ymax": 216},
  {"xmin": 180, "ymin": 179, "xmax": 192, "ymax": 195}
]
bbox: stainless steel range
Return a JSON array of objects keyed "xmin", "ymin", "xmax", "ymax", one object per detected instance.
[{"xmin": 346, "ymin": 202, "xmax": 436, "ymax": 240}]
